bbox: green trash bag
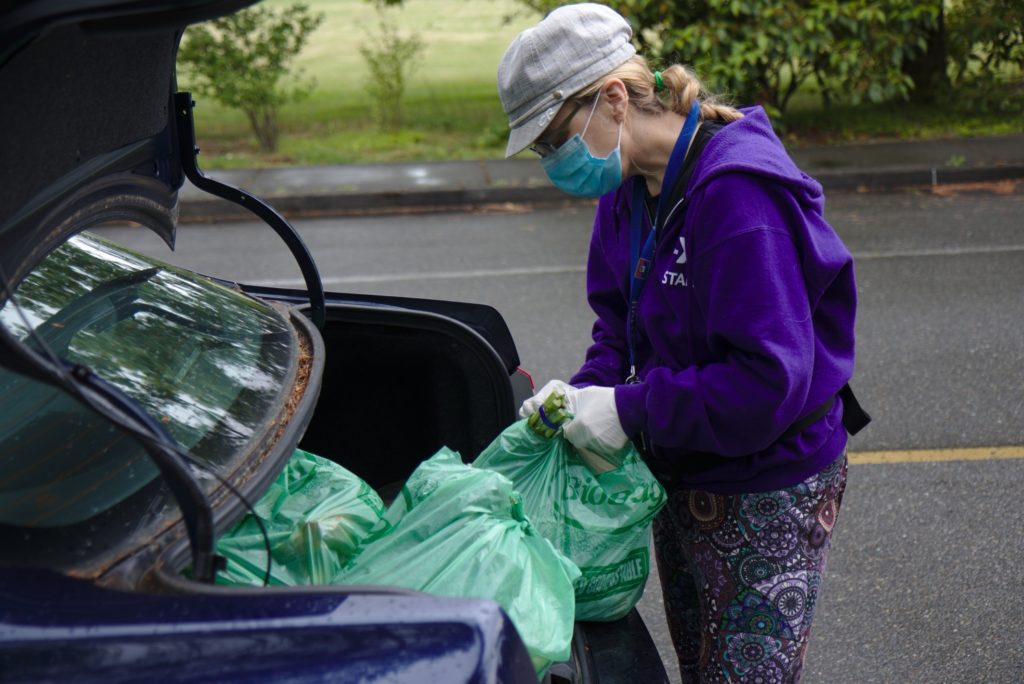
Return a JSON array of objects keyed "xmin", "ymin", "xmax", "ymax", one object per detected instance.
[
  {"xmin": 335, "ymin": 447, "xmax": 580, "ymax": 678},
  {"xmin": 474, "ymin": 392, "xmax": 667, "ymax": 621},
  {"xmin": 216, "ymin": 448, "xmax": 386, "ymax": 587}
]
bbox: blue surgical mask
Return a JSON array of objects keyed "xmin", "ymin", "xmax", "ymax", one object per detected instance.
[{"xmin": 540, "ymin": 92, "xmax": 623, "ymax": 198}]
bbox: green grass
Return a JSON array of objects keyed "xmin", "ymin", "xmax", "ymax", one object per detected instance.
[
  {"xmin": 180, "ymin": 0, "xmax": 1024, "ymax": 169},
  {"xmin": 182, "ymin": 0, "xmax": 538, "ymax": 167}
]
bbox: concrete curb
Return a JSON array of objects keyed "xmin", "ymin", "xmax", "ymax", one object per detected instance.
[
  {"xmin": 177, "ymin": 133, "xmax": 1024, "ymax": 222},
  {"xmin": 812, "ymin": 163, "xmax": 1024, "ymax": 191},
  {"xmin": 178, "ymin": 163, "xmax": 1024, "ymax": 222},
  {"xmin": 178, "ymin": 186, "xmax": 575, "ymax": 222}
]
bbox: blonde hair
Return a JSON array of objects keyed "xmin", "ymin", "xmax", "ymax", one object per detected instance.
[{"xmin": 575, "ymin": 55, "xmax": 744, "ymax": 123}]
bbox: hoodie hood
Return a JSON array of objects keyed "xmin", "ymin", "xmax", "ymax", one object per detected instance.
[{"xmin": 688, "ymin": 106, "xmax": 824, "ymax": 211}]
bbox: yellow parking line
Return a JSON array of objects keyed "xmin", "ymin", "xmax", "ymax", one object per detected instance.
[{"xmin": 850, "ymin": 446, "xmax": 1024, "ymax": 465}]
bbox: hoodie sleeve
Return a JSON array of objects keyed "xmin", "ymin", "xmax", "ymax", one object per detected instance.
[
  {"xmin": 615, "ymin": 174, "xmax": 817, "ymax": 457},
  {"xmin": 570, "ymin": 194, "xmax": 630, "ymax": 388}
]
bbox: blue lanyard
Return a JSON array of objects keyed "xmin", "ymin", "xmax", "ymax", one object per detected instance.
[{"xmin": 626, "ymin": 101, "xmax": 702, "ymax": 383}]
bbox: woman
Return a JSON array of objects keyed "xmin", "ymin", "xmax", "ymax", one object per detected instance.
[{"xmin": 499, "ymin": 4, "xmax": 867, "ymax": 682}]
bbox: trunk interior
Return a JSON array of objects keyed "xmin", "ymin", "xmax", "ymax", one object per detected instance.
[{"xmin": 297, "ymin": 303, "xmax": 518, "ymax": 499}]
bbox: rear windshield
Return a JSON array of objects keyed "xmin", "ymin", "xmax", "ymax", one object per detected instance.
[{"xmin": 0, "ymin": 232, "xmax": 296, "ymax": 529}]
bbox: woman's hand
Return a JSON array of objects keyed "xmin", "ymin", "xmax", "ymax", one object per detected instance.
[
  {"xmin": 562, "ymin": 386, "xmax": 628, "ymax": 454},
  {"xmin": 519, "ymin": 379, "xmax": 576, "ymax": 418}
]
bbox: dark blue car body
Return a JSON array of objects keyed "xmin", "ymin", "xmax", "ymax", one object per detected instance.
[{"xmin": 1, "ymin": 566, "xmax": 537, "ymax": 682}]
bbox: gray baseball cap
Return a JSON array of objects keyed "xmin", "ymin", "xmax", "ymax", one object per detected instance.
[{"xmin": 497, "ymin": 3, "xmax": 635, "ymax": 158}]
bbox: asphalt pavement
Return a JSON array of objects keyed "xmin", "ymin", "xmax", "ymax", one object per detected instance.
[{"xmin": 178, "ymin": 132, "xmax": 1024, "ymax": 221}]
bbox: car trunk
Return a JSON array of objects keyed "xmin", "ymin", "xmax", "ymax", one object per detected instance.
[{"xmin": 294, "ymin": 298, "xmax": 519, "ymax": 497}]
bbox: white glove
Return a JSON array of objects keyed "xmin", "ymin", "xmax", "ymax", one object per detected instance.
[
  {"xmin": 519, "ymin": 379, "xmax": 576, "ymax": 419},
  {"xmin": 562, "ymin": 386, "xmax": 629, "ymax": 455}
]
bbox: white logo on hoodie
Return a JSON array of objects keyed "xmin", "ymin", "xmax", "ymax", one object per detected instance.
[{"xmin": 662, "ymin": 237, "xmax": 688, "ymax": 287}]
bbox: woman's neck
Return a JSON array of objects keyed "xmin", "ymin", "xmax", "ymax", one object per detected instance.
[{"xmin": 626, "ymin": 111, "xmax": 691, "ymax": 197}]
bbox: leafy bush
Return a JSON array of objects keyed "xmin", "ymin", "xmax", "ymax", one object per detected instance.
[
  {"xmin": 177, "ymin": 3, "xmax": 325, "ymax": 152},
  {"xmin": 947, "ymin": 0, "xmax": 1024, "ymax": 112},
  {"xmin": 948, "ymin": 0, "xmax": 1024, "ymax": 79},
  {"xmin": 359, "ymin": 2, "xmax": 425, "ymax": 132},
  {"xmin": 516, "ymin": 0, "xmax": 938, "ymax": 117}
]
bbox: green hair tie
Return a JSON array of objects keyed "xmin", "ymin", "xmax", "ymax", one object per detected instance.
[{"xmin": 654, "ymin": 71, "xmax": 665, "ymax": 92}]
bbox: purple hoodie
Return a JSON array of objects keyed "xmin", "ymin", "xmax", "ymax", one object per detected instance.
[{"xmin": 569, "ymin": 106, "xmax": 856, "ymax": 493}]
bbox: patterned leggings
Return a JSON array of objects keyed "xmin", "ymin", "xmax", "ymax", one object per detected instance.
[{"xmin": 652, "ymin": 455, "xmax": 848, "ymax": 684}]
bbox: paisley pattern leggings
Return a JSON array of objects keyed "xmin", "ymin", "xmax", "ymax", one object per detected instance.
[{"xmin": 652, "ymin": 455, "xmax": 848, "ymax": 683}]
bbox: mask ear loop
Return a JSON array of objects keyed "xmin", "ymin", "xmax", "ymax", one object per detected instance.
[
  {"xmin": 579, "ymin": 90, "xmax": 603, "ymax": 139},
  {"xmin": 580, "ymin": 89, "xmax": 624, "ymax": 149}
]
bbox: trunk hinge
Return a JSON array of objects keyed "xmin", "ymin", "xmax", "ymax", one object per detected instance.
[{"xmin": 173, "ymin": 92, "xmax": 326, "ymax": 330}]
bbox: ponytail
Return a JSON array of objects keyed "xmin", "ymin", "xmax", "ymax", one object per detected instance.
[
  {"xmin": 656, "ymin": 63, "xmax": 744, "ymax": 122},
  {"xmin": 576, "ymin": 55, "xmax": 744, "ymax": 123}
]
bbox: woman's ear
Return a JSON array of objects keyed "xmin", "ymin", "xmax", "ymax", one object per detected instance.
[{"xmin": 602, "ymin": 78, "xmax": 629, "ymax": 123}]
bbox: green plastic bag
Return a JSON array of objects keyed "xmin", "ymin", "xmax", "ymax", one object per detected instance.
[
  {"xmin": 336, "ymin": 447, "xmax": 580, "ymax": 677},
  {"xmin": 216, "ymin": 448, "xmax": 386, "ymax": 587},
  {"xmin": 474, "ymin": 397, "xmax": 666, "ymax": 622}
]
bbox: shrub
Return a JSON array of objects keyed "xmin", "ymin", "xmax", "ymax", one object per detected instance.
[
  {"xmin": 358, "ymin": 2, "xmax": 425, "ymax": 132},
  {"xmin": 177, "ymin": 3, "xmax": 325, "ymax": 152},
  {"xmin": 516, "ymin": 0, "xmax": 938, "ymax": 117},
  {"xmin": 947, "ymin": 0, "xmax": 1024, "ymax": 112}
]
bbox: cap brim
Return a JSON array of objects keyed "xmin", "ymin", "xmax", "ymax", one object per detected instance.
[{"xmin": 504, "ymin": 114, "xmax": 550, "ymax": 158}]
